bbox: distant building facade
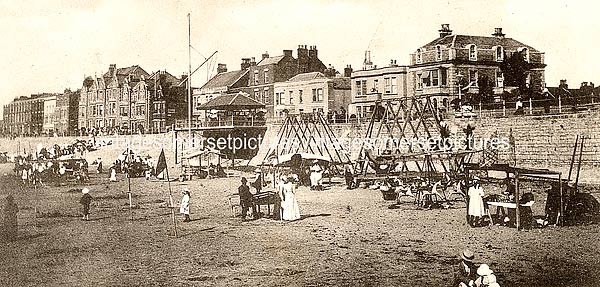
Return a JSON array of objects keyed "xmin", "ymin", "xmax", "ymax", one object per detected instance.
[
  {"xmin": 273, "ymin": 72, "xmax": 351, "ymax": 118},
  {"xmin": 349, "ymin": 56, "xmax": 410, "ymax": 119},
  {"xmin": 79, "ymin": 64, "xmax": 152, "ymax": 134},
  {"xmin": 2, "ymin": 94, "xmax": 47, "ymax": 136},
  {"xmin": 193, "ymin": 61, "xmax": 250, "ymax": 125},
  {"xmin": 248, "ymin": 45, "xmax": 327, "ymax": 117},
  {"xmin": 55, "ymin": 89, "xmax": 80, "ymax": 136},
  {"xmin": 42, "ymin": 95, "xmax": 57, "ymax": 135},
  {"xmin": 409, "ymin": 24, "xmax": 546, "ymax": 109},
  {"xmin": 149, "ymin": 71, "xmax": 187, "ymax": 133}
]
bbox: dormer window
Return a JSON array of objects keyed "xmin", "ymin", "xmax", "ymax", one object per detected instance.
[
  {"xmin": 468, "ymin": 44, "xmax": 477, "ymax": 61},
  {"xmin": 495, "ymin": 46, "xmax": 504, "ymax": 61},
  {"xmin": 436, "ymin": 45, "xmax": 442, "ymax": 61},
  {"xmin": 416, "ymin": 48, "xmax": 423, "ymax": 64},
  {"xmin": 520, "ymin": 47, "xmax": 530, "ymax": 62}
]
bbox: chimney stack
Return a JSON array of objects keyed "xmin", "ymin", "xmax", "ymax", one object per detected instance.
[
  {"xmin": 250, "ymin": 57, "xmax": 256, "ymax": 66},
  {"xmin": 439, "ymin": 24, "xmax": 452, "ymax": 38},
  {"xmin": 344, "ymin": 65, "xmax": 353, "ymax": 77},
  {"xmin": 241, "ymin": 58, "xmax": 251, "ymax": 70},
  {"xmin": 363, "ymin": 51, "xmax": 373, "ymax": 70},
  {"xmin": 108, "ymin": 64, "xmax": 116, "ymax": 76},
  {"xmin": 217, "ymin": 63, "xmax": 227, "ymax": 74},
  {"xmin": 283, "ymin": 49, "xmax": 293, "ymax": 57},
  {"xmin": 492, "ymin": 27, "xmax": 505, "ymax": 38},
  {"xmin": 261, "ymin": 52, "xmax": 269, "ymax": 60},
  {"xmin": 309, "ymin": 45, "xmax": 318, "ymax": 59}
]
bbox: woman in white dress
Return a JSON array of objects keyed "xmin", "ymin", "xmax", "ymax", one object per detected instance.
[
  {"xmin": 109, "ymin": 165, "xmax": 117, "ymax": 182},
  {"xmin": 467, "ymin": 177, "xmax": 485, "ymax": 227},
  {"xmin": 281, "ymin": 175, "xmax": 301, "ymax": 221},
  {"xmin": 309, "ymin": 161, "xmax": 323, "ymax": 190}
]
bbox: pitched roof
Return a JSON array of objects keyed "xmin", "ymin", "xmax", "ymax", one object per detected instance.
[
  {"xmin": 288, "ymin": 72, "xmax": 325, "ymax": 82},
  {"xmin": 332, "ymin": 77, "xmax": 351, "ymax": 89},
  {"xmin": 200, "ymin": 69, "xmax": 248, "ymax": 90},
  {"xmin": 420, "ymin": 34, "xmax": 539, "ymax": 52},
  {"xmin": 257, "ymin": 55, "xmax": 284, "ymax": 66},
  {"xmin": 198, "ymin": 92, "xmax": 265, "ymax": 110}
]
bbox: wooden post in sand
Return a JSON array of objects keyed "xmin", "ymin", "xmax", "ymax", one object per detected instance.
[
  {"xmin": 166, "ymin": 162, "xmax": 178, "ymax": 238},
  {"xmin": 127, "ymin": 146, "xmax": 133, "ymax": 221}
]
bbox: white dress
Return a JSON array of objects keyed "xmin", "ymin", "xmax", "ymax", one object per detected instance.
[
  {"xmin": 309, "ymin": 164, "xmax": 323, "ymax": 187},
  {"xmin": 180, "ymin": 194, "xmax": 190, "ymax": 215},
  {"xmin": 109, "ymin": 168, "xmax": 117, "ymax": 182},
  {"xmin": 468, "ymin": 185, "xmax": 485, "ymax": 217},
  {"xmin": 281, "ymin": 182, "xmax": 300, "ymax": 221}
]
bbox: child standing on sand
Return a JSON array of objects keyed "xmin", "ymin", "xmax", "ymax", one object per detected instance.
[{"xmin": 80, "ymin": 188, "xmax": 92, "ymax": 220}]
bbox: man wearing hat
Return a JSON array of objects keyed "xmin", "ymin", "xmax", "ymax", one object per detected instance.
[
  {"xmin": 80, "ymin": 188, "xmax": 92, "ymax": 221},
  {"xmin": 239, "ymin": 177, "xmax": 257, "ymax": 220},
  {"xmin": 453, "ymin": 249, "xmax": 477, "ymax": 287}
]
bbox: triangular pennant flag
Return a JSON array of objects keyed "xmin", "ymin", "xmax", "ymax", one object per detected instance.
[{"xmin": 155, "ymin": 149, "xmax": 167, "ymax": 176}]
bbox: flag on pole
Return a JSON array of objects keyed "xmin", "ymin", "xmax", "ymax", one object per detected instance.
[{"xmin": 156, "ymin": 149, "xmax": 167, "ymax": 176}]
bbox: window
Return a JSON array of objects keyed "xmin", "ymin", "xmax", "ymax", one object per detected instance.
[
  {"xmin": 254, "ymin": 89, "xmax": 259, "ymax": 101},
  {"xmin": 469, "ymin": 70, "xmax": 478, "ymax": 86},
  {"xmin": 312, "ymin": 89, "xmax": 317, "ymax": 102},
  {"xmin": 417, "ymin": 74, "xmax": 423, "ymax": 90},
  {"xmin": 299, "ymin": 90, "xmax": 303, "ymax": 103},
  {"xmin": 384, "ymin": 77, "xmax": 391, "ymax": 94},
  {"xmin": 416, "ymin": 48, "xmax": 422, "ymax": 63},
  {"xmin": 436, "ymin": 45, "xmax": 442, "ymax": 61},
  {"xmin": 391, "ymin": 77, "xmax": 397, "ymax": 94},
  {"xmin": 373, "ymin": 79, "xmax": 379, "ymax": 93},
  {"xmin": 356, "ymin": 81, "xmax": 362, "ymax": 95},
  {"xmin": 521, "ymin": 47, "xmax": 530, "ymax": 62},
  {"xmin": 275, "ymin": 92, "xmax": 281, "ymax": 105},
  {"xmin": 254, "ymin": 70, "xmax": 259, "ymax": 85},
  {"xmin": 264, "ymin": 69, "xmax": 269, "ymax": 84},
  {"xmin": 440, "ymin": 68, "xmax": 447, "ymax": 86},
  {"xmin": 495, "ymin": 46, "xmax": 504, "ymax": 61},
  {"xmin": 469, "ymin": 44, "xmax": 477, "ymax": 61},
  {"xmin": 361, "ymin": 80, "xmax": 367, "ymax": 95},
  {"xmin": 120, "ymin": 106, "xmax": 128, "ymax": 116},
  {"xmin": 422, "ymin": 72, "xmax": 431, "ymax": 87},
  {"xmin": 263, "ymin": 88, "xmax": 269, "ymax": 103},
  {"xmin": 289, "ymin": 91, "xmax": 293, "ymax": 105},
  {"xmin": 496, "ymin": 70, "xmax": 504, "ymax": 88},
  {"xmin": 431, "ymin": 70, "xmax": 439, "ymax": 86},
  {"xmin": 316, "ymin": 88, "xmax": 323, "ymax": 102},
  {"xmin": 92, "ymin": 105, "xmax": 97, "ymax": 116}
]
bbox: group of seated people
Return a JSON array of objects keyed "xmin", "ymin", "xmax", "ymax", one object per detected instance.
[{"xmin": 374, "ymin": 175, "xmax": 459, "ymax": 208}]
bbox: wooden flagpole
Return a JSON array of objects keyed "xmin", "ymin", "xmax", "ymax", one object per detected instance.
[
  {"xmin": 127, "ymin": 145, "xmax": 133, "ymax": 221},
  {"xmin": 162, "ymin": 148, "xmax": 177, "ymax": 237}
]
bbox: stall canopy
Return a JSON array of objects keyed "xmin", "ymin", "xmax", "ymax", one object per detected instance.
[
  {"xmin": 198, "ymin": 92, "xmax": 265, "ymax": 111},
  {"xmin": 268, "ymin": 152, "xmax": 330, "ymax": 166}
]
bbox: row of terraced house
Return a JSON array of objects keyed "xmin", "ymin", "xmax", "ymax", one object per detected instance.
[{"xmin": 3, "ymin": 24, "xmax": 549, "ymax": 136}]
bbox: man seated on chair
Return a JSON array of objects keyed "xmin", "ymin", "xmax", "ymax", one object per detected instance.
[{"xmin": 239, "ymin": 177, "xmax": 258, "ymax": 220}]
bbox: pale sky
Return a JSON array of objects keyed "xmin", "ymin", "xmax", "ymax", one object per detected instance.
[{"xmin": 0, "ymin": 0, "xmax": 598, "ymax": 117}]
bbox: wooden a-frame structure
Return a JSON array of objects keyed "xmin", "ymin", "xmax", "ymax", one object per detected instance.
[
  {"xmin": 262, "ymin": 113, "xmax": 351, "ymax": 171},
  {"xmin": 356, "ymin": 95, "xmax": 478, "ymax": 181}
]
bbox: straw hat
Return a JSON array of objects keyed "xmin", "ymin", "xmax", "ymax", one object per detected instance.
[
  {"xmin": 483, "ymin": 274, "xmax": 497, "ymax": 284},
  {"xmin": 82, "ymin": 188, "xmax": 90, "ymax": 194},
  {"xmin": 477, "ymin": 264, "xmax": 493, "ymax": 276},
  {"xmin": 460, "ymin": 249, "xmax": 474, "ymax": 262}
]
